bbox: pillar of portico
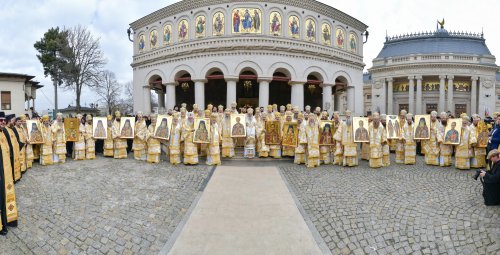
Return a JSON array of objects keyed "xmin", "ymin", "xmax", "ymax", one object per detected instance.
[
  {"xmin": 322, "ymin": 84, "xmax": 333, "ymax": 115},
  {"xmin": 471, "ymin": 76, "xmax": 478, "ymax": 115},
  {"xmin": 194, "ymin": 79, "xmax": 206, "ymax": 109},
  {"xmin": 157, "ymin": 90, "xmax": 166, "ymax": 110},
  {"xmin": 225, "ymin": 77, "xmax": 238, "ymax": 108},
  {"xmin": 143, "ymin": 85, "xmax": 151, "ymax": 114},
  {"xmin": 258, "ymin": 78, "xmax": 271, "ymax": 108},
  {"xmin": 334, "ymin": 90, "xmax": 341, "ymax": 112},
  {"xmin": 447, "ymin": 75, "xmax": 454, "ymax": 114},
  {"xmin": 387, "ymin": 78, "xmax": 394, "ymax": 115},
  {"xmin": 438, "ymin": 75, "xmax": 446, "ymax": 113},
  {"xmin": 290, "ymin": 82, "xmax": 304, "ymax": 111},
  {"xmin": 166, "ymin": 82, "xmax": 176, "ymax": 111},
  {"xmin": 408, "ymin": 76, "xmax": 415, "ymax": 114},
  {"xmin": 415, "ymin": 76, "xmax": 422, "ymax": 114},
  {"xmin": 347, "ymin": 86, "xmax": 355, "ymax": 113}
]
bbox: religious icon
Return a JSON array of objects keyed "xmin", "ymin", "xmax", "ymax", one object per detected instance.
[
  {"xmin": 119, "ymin": 117, "xmax": 135, "ymax": 139},
  {"xmin": 213, "ymin": 12, "xmax": 224, "ymax": 36},
  {"xmin": 265, "ymin": 120, "xmax": 281, "ymax": 145},
  {"xmin": 319, "ymin": 121, "xmax": 334, "ymax": 145},
  {"xmin": 64, "ymin": 118, "xmax": 79, "ymax": 142},
  {"xmin": 353, "ymin": 117, "xmax": 369, "ymax": 143},
  {"xmin": 269, "ymin": 11, "xmax": 281, "ymax": 35},
  {"xmin": 193, "ymin": 118, "xmax": 211, "ymax": 144},
  {"xmin": 289, "ymin": 16, "xmax": 300, "ymax": 38},
  {"xmin": 27, "ymin": 120, "xmax": 44, "ymax": 144},
  {"xmin": 178, "ymin": 19, "xmax": 189, "ymax": 42},
  {"xmin": 335, "ymin": 28, "xmax": 345, "ymax": 48},
  {"xmin": 282, "ymin": 122, "xmax": 298, "ymax": 147},
  {"xmin": 349, "ymin": 33, "xmax": 357, "ymax": 53},
  {"xmin": 154, "ymin": 115, "xmax": 172, "ymax": 140},
  {"xmin": 385, "ymin": 115, "xmax": 399, "ymax": 139},
  {"xmin": 150, "ymin": 29, "xmax": 158, "ymax": 49},
  {"xmin": 476, "ymin": 121, "xmax": 489, "ymax": 148},
  {"xmin": 321, "ymin": 23, "xmax": 331, "ymax": 45},
  {"xmin": 138, "ymin": 34, "xmax": 146, "ymax": 52},
  {"xmin": 232, "ymin": 8, "xmax": 262, "ymax": 34},
  {"xmin": 230, "ymin": 114, "xmax": 246, "ymax": 137},
  {"xmin": 413, "ymin": 115, "xmax": 430, "ymax": 140},
  {"xmin": 444, "ymin": 119, "xmax": 462, "ymax": 145},
  {"xmin": 92, "ymin": 117, "xmax": 108, "ymax": 139},
  {"xmin": 305, "ymin": 19, "xmax": 315, "ymax": 42},
  {"xmin": 164, "ymin": 24, "xmax": 172, "ymax": 45},
  {"xmin": 195, "ymin": 15, "xmax": 206, "ymax": 38}
]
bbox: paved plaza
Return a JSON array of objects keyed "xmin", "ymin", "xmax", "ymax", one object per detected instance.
[{"xmin": 2, "ymin": 156, "xmax": 500, "ymax": 255}]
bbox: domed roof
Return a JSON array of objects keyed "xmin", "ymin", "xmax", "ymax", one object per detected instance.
[{"xmin": 377, "ymin": 30, "xmax": 492, "ymax": 58}]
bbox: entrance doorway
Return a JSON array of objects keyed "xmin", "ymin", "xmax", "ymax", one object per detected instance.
[
  {"xmin": 426, "ymin": 104, "xmax": 437, "ymax": 114},
  {"xmin": 175, "ymin": 73, "xmax": 195, "ymax": 110},
  {"xmin": 304, "ymin": 74, "xmax": 322, "ymax": 109},
  {"xmin": 269, "ymin": 72, "xmax": 291, "ymax": 107},
  {"xmin": 237, "ymin": 71, "xmax": 259, "ymax": 108},
  {"xmin": 205, "ymin": 71, "xmax": 226, "ymax": 107}
]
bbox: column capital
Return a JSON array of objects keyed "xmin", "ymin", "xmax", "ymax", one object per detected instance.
[
  {"xmin": 407, "ymin": 75, "xmax": 415, "ymax": 80},
  {"xmin": 386, "ymin": 77, "xmax": 394, "ymax": 82},
  {"xmin": 224, "ymin": 76, "xmax": 239, "ymax": 82},
  {"xmin": 447, "ymin": 75, "xmax": 454, "ymax": 80},
  {"xmin": 471, "ymin": 76, "xmax": 479, "ymax": 81},
  {"xmin": 257, "ymin": 77, "xmax": 273, "ymax": 83},
  {"xmin": 439, "ymin": 75, "xmax": 447, "ymax": 80},
  {"xmin": 415, "ymin": 75, "xmax": 423, "ymax": 80}
]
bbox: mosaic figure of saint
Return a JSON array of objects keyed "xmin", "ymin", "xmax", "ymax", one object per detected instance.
[
  {"xmin": 414, "ymin": 118, "xmax": 429, "ymax": 139},
  {"xmin": 164, "ymin": 26, "xmax": 171, "ymax": 44},
  {"xmin": 139, "ymin": 35, "xmax": 145, "ymax": 50},
  {"xmin": 322, "ymin": 25, "xmax": 331, "ymax": 43},
  {"xmin": 179, "ymin": 21, "xmax": 188, "ymax": 40},
  {"xmin": 195, "ymin": 121, "xmax": 209, "ymax": 142},
  {"xmin": 196, "ymin": 16, "xmax": 205, "ymax": 35},
  {"xmin": 290, "ymin": 17, "xmax": 299, "ymax": 36},
  {"xmin": 270, "ymin": 13, "xmax": 281, "ymax": 34},
  {"xmin": 242, "ymin": 9, "xmax": 252, "ymax": 31},
  {"xmin": 121, "ymin": 119, "xmax": 133, "ymax": 137},
  {"xmin": 355, "ymin": 120, "xmax": 369, "ymax": 141},
  {"xmin": 336, "ymin": 29, "xmax": 344, "ymax": 47},
  {"xmin": 150, "ymin": 30, "xmax": 157, "ymax": 48},
  {"xmin": 30, "ymin": 123, "xmax": 43, "ymax": 143},
  {"xmin": 94, "ymin": 120, "xmax": 106, "ymax": 138},
  {"xmin": 444, "ymin": 121, "xmax": 459, "ymax": 144},
  {"xmin": 306, "ymin": 20, "xmax": 315, "ymax": 40},
  {"xmin": 233, "ymin": 10, "xmax": 240, "ymax": 32},
  {"xmin": 394, "ymin": 120, "xmax": 401, "ymax": 138},
  {"xmin": 214, "ymin": 13, "xmax": 223, "ymax": 34},
  {"xmin": 232, "ymin": 117, "xmax": 245, "ymax": 136},
  {"xmin": 350, "ymin": 34, "xmax": 357, "ymax": 52},
  {"xmin": 155, "ymin": 118, "xmax": 169, "ymax": 139},
  {"xmin": 252, "ymin": 10, "xmax": 260, "ymax": 31}
]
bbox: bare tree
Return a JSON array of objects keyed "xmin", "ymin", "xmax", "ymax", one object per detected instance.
[
  {"xmin": 62, "ymin": 25, "xmax": 106, "ymax": 111},
  {"xmin": 117, "ymin": 81, "xmax": 134, "ymax": 115},
  {"xmin": 95, "ymin": 70, "xmax": 121, "ymax": 115}
]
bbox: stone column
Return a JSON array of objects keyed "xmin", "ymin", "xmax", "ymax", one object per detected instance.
[
  {"xmin": 387, "ymin": 78, "xmax": 393, "ymax": 115},
  {"xmin": 415, "ymin": 76, "xmax": 422, "ymax": 114},
  {"xmin": 194, "ymin": 79, "xmax": 206, "ymax": 109},
  {"xmin": 225, "ymin": 77, "xmax": 238, "ymax": 108},
  {"xmin": 166, "ymin": 83, "xmax": 176, "ymax": 111},
  {"xmin": 447, "ymin": 75, "xmax": 454, "ymax": 114},
  {"xmin": 408, "ymin": 76, "xmax": 415, "ymax": 114},
  {"xmin": 158, "ymin": 90, "xmax": 165, "ymax": 110},
  {"xmin": 334, "ymin": 91, "xmax": 341, "ymax": 112},
  {"xmin": 258, "ymin": 78, "xmax": 271, "ymax": 107},
  {"xmin": 347, "ymin": 86, "xmax": 355, "ymax": 113},
  {"xmin": 143, "ymin": 85, "xmax": 151, "ymax": 114},
  {"xmin": 438, "ymin": 75, "xmax": 446, "ymax": 113},
  {"xmin": 290, "ymin": 82, "xmax": 304, "ymax": 111},
  {"xmin": 471, "ymin": 76, "xmax": 478, "ymax": 115},
  {"xmin": 322, "ymin": 84, "xmax": 333, "ymax": 115}
]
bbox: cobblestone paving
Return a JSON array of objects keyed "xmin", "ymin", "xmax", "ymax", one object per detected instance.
[
  {"xmin": 2, "ymin": 157, "xmax": 211, "ymax": 255},
  {"xmin": 281, "ymin": 156, "xmax": 500, "ymax": 255}
]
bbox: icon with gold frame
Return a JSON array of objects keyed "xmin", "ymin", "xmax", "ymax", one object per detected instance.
[
  {"xmin": 386, "ymin": 115, "xmax": 402, "ymax": 139},
  {"xmin": 27, "ymin": 120, "xmax": 44, "ymax": 144},
  {"xmin": 443, "ymin": 118, "xmax": 462, "ymax": 145},
  {"xmin": 154, "ymin": 115, "xmax": 172, "ymax": 140},
  {"xmin": 265, "ymin": 120, "xmax": 281, "ymax": 145},
  {"xmin": 413, "ymin": 115, "xmax": 430, "ymax": 140},
  {"xmin": 193, "ymin": 118, "xmax": 211, "ymax": 144},
  {"xmin": 353, "ymin": 117, "xmax": 369, "ymax": 143},
  {"xmin": 119, "ymin": 117, "xmax": 135, "ymax": 139},
  {"xmin": 319, "ymin": 120, "xmax": 335, "ymax": 145},
  {"xmin": 282, "ymin": 122, "xmax": 298, "ymax": 147},
  {"xmin": 476, "ymin": 120, "xmax": 489, "ymax": 148},
  {"xmin": 92, "ymin": 117, "xmax": 108, "ymax": 140},
  {"xmin": 64, "ymin": 118, "xmax": 79, "ymax": 142},
  {"xmin": 230, "ymin": 114, "xmax": 246, "ymax": 137}
]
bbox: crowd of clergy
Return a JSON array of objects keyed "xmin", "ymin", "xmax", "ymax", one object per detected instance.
[{"xmin": 1, "ymin": 102, "xmax": 499, "ymax": 234}]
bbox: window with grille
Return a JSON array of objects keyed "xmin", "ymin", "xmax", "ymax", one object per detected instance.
[{"xmin": 1, "ymin": 91, "xmax": 11, "ymax": 110}]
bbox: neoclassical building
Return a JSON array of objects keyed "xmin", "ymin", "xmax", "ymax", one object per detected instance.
[
  {"xmin": 130, "ymin": 0, "xmax": 368, "ymax": 115},
  {"xmin": 365, "ymin": 26, "xmax": 499, "ymax": 117}
]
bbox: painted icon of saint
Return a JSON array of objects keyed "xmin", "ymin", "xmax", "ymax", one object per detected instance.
[
  {"xmin": 266, "ymin": 123, "xmax": 280, "ymax": 144},
  {"xmin": 282, "ymin": 125, "xmax": 296, "ymax": 146},
  {"xmin": 252, "ymin": 10, "xmax": 260, "ymax": 31},
  {"xmin": 155, "ymin": 118, "xmax": 169, "ymax": 139},
  {"xmin": 94, "ymin": 120, "xmax": 106, "ymax": 138},
  {"xmin": 233, "ymin": 10, "xmax": 240, "ymax": 32},
  {"xmin": 232, "ymin": 117, "xmax": 245, "ymax": 136},
  {"xmin": 214, "ymin": 13, "xmax": 223, "ymax": 34},
  {"xmin": 355, "ymin": 120, "xmax": 369, "ymax": 141},
  {"xmin": 242, "ymin": 9, "xmax": 252, "ymax": 31},
  {"xmin": 290, "ymin": 17, "xmax": 299, "ymax": 36},
  {"xmin": 195, "ymin": 120, "xmax": 209, "ymax": 142},
  {"xmin": 164, "ymin": 26, "xmax": 171, "ymax": 44},
  {"xmin": 388, "ymin": 120, "xmax": 394, "ymax": 138},
  {"xmin": 196, "ymin": 16, "xmax": 205, "ymax": 35},
  {"xmin": 139, "ymin": 36, "xmax": 145, "ymax": 50},
  {"xmin": 30, "ymin": 123, "xmax": 43, "ymax": 143},
  {"xmin": 179, "ymin": 21, "xmax": 188, "ymax": 40},
  {"xmin": 444, "ymin": 122, "xmax": 459, "ymax": 144},
  {"xmin": 336, "ymin": 29, "xmax": 344, "ymax": 47},
  {"xmin": 322, "ymin": 25, "xmax": 330, "ymax": 43},
  {"xmin": 320, "ymin": 124, "xmax": 333, "ymax": 144},
  {"xmin": 306, "ymin": 20, "xmax": 315, "ymax": 40},
  {"xmin": 350, "ymin": 34, "xmax": 357, "ymax": 52},
  {"xmin": 121, "ymin": 119, "xmax": 133, "ymax": 137},
  {"xmin": 414, "ymin": 118, "xmax": 429, "ymax": 139}
]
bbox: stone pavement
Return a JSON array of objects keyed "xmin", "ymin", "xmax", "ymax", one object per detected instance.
[
  {"xmin": 1, "ymin": 158, "xmax": 211, "ymax": 255},
  {"xmin": 281, "ymin": 156, "xmax": 500, "ymax": 255},
  {"xmin": 164, "ymin": 166, "xmax": 325, "ymax": 255}
]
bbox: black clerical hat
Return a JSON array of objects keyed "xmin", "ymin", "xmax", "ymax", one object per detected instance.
[
  {"xmin": 6, "ymin": 114, "xmax": 15, "ymax": 122},
  {"xmin": 0, "ymin": 112, "xmax": 5, "ymax": 119}
]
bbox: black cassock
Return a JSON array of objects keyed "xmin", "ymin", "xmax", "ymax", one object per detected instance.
[{"xmin": 483, "ymin": 161, "xmax": 500, "ymax": 205}]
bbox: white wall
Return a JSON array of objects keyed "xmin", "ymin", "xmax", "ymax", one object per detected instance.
[{"xmin": 0, "ymin": 80, "xmax": 26, "ymax": 115}]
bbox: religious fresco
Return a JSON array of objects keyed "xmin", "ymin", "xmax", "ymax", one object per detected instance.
[
  {"xmin": 230, "ymin": 114, "xmax": 246, "ymax": 137},
  {"xmin": 27, "ymin": 120, "xmax": 44, "ymax": 144},
  {"xmin": 319, "ymin": 121, "xmax": 334, "ymax": 145},
  {"xmin": 195, "ymin": 15, "xmax": 206, "ymax": 38},
  {"xmin": 138, "ymin": 34, "xmax": 146, "ymax": 52},
  {"xmin": 119, "ymin": 117, "xmax": 135, "ymax": 139},
  {"xmin": 321, "ymin": 23, "xmax": 331, "ymax": 45},
  {"xmin": 349, "ymin": 33, "xmax": 357, "ymax": 53},
  {"xmin": 353, "ymin": 117, "xmax": 369, "ymax": 143},
  {"xmin": 64, "ymin": 118, "xmax": 79, "ymax": 142},
  {"xmin": 413, "ymin": 115, "xmax": 430, "ymax": 140},
  {"xmin": 305, "ymin": 18, "xmax": 316, "ymax": 42},
  {"xmin": 154, "ymin": 115, "xmax": 172, "ymax": 140},
  {"xmin": 178, "ymin": 19, "xmax": 189, "ymax": 42},
  {"xmin": 193, "ymin": 118, "xmax": 211, "ymax": 143},
  {"xmin": 92, "ymin": 117, "xmax": 108, "ymax": 140},
  {"xmin": 269, "ymin": 11, "xmax": 282, "ymax": 36},
  {"xmin": 335, "ymin": 28, "xmax": 345, "ymax": 49},
  {"xmin": 150, "ymin": 29, "xmax": 158, "ymax": 49},
  {"xmin": 444, "ymin": 118, "xmax": 462, "ymax": 145},
  {"xmin": 282, "ymin": 122, "xmax": 298, "ymax": 147},
  {"xmin": 163, "ymin": 24, "xmax": 172, "ymax": 45},
  {"xmin": 288, "ymin": 15, "xmax": 300, "ymax": 38},
  {"xmin": 212, "ymin": 12, "xmax": 225, "ymax": 36},
  {"xmin": 386, "ymin": 115, "xmax": 401, "ymax": 139},
  {"xmin": 232, "ymin": 8, "xmax": 262, "ymax": 34}
]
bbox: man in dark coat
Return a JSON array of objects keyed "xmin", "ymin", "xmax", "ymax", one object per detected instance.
[{"xmin": 480, "ymin": 149, "xmax": 500, "ymax": 205}]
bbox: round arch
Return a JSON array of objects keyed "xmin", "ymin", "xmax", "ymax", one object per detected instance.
[
  {"xmin": 304, "ymin": 72, "xmax": 324, "ymax": 109},
  {"xmin": 267, "ymin": 62, "xmax": 297, "ymax": 81},
  {"xmin": 200, "ymin": 61, "xmax": 230, "ymax": 78},
  {"xmin": 145, "ymin": 69, "xmax": 166, "ymax": 85},
  {"xmin": 168, "ymin": 65, "xmax": 197, "ymax": 82},
  {"xmin": 302, "ymin": 66, "xmax": 328, "ymax": 82},
  {"xmin": 234, "ymin": 60, "xmax": 264, "ymax": 77}
]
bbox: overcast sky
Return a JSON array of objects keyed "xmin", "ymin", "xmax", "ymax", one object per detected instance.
[{"xmin": 0, "ymin": 0, "xmax": 498, "ymax": 112}]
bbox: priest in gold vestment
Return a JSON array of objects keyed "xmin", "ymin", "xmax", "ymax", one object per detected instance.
[
  {"xmin": 244, "ymin": 108, "xmax": 257, "ymax": 159},
  {"xmin": 294, "ymin": 113, "xmax": 306, "ymax": 165},
  {"xmin": 455, "ymin": 115, "xmax": 476, "ymax": 170},
  {"xmin": 269, "ymin": 112, "xmax": 282, "ymax": 158},
  {"xmin": 332, "ymin": 112, "xmax": 343, "ymax": 166},
  {"xmin": 403, "ymin": 114, "xmax": 416, "ymax": 165},
  {"xmin": 73, "ymin": 114, "xmax": 86, "ymax": 160},
  {"xmin": 132, "ymin": 112, "xmax": 148, "ymax": 161},
  {"xmin": 334, "ymin": 110, "xmax": 358, "ymax": 167},
  {"xmin": 103, "ymin": 115, "xmax": 114, "ymax": 157},
  {"xmin": 395, "ymin": 110, "xmax": 407, "ymax": 164},
  {"xmin": 182, "ymin": 113, "xmax": 198, "ymax": 165},
  {"xmin": 221, "ymin": 109, "xmax": 235, "ymax": 158},
  {"xmin": 380, "ymin": 114, "xmax": 390, "ymax": 167},
  {"xmin": 84, "ymin": 115, "xmax": 95, "ymax": 160},
  {"xmin": 437, "ymin": 112, "xmax": 452, "ymax": 167},
  {"xmin": 0, "ymin": 113, "xmax": 18, "ymax": 234},
  {"xmin": 146, "ymin": 114, "xmax": 161, "ymax": 163},
  {"xmin": 319, "ymin": 111, "xmax": 331, "ymax": 164},
  {"xmin": 206, "ymin": 114, "xmax": 221, "ymax": 166},
  {"xmin": 111, "ymin": 111, "xmax": 128, "ymax": 159},
  {"xmin": 169, "ymin": 113, "xmax": 182, "ymax": 165},
  {"xmin": 22, "ymin": 115, "xmax": 34, "ymax": 169},
  {"xmin": 51, "ymin": 113, "xmax": 66, "ymax": 163},
  {"xmin": 470, "ymin": 114, "xmax": 486, "ymax": 168},
  {"xmin": 15, "ymin": 116, "xmax": 28, "ymax": 173},
  {"xmin": 422, "ymin": 111, "xmax": 440, "ymax": 166},
  {"xmin": 40, "ymin": 115, "xmax": 54, "ymax": 166},
  {"xmin": 368, "ymin": 113, "xmax": 386, "ymax": 168},
  {"xmin": 282, "ymin": 111, "xmax": 295, "ymax": 157},
  {"xmin": 305, "ymin": 114, "xmax": 320, "ymax": 168},
  {"xmin": 256, "ymin": 114, "xmax": 270, "ymax": 158}
]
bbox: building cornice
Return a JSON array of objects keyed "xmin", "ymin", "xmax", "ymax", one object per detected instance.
[
  {"xmin": 369, "ymin": 62, "xmax": 499, "ymax": 74},
  {"xmin": 130, "ymin": 0, "xmax": 368, "ymax": 32}
]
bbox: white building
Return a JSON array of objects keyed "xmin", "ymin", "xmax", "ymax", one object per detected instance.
[
  {"xmin": 365, "ymin": 26, "xmax": 499, "ymax": 117},
  {"xmin": 0, "ymin": 72, "xmax": 43, "ymax": 116},
  {"xmin": 130, "ymin": 0, "xmax": 368, "ymax": 116}
]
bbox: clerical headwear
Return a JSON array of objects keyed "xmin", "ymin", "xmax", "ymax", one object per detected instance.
[
  {"xmin": 87, "ymin": 115, "xmax": 93, "ymax": 121},
  {"xmin": 107, "ymin": 115, "xmax": 112, "ymax": 121},
  {"xmin": 297, "ymin": 112, "xmax": 304, "ymax": 119},
  {"xmin": 286, "ymin": 104, "xmax": 292, "ymax": 110},
  {"xmin": 472, "ymin": 114, "xmax": 480, "ymax": 120},
  {"xmin": 345, "ymin": 109, "xmax": 352, "ymax": 116},
  {"xmin": 439, "ymin": 112, "xmax": 447, "ymax": 118},
  {"xmin": 267, "ymin": 105, "xmax": 272, "ymax": 110},
  {"xmin": 193, "ymin": 104, "xmax": 199, "ymax": 110},
  {"xmin": 56, "ymin": 112, "xmax": 63, "ymax": 117},
  {"xmin": 181, "ymin": 103, "xmax": 187, "ymax": 108},
  {"xmin": 400, "ymin": 110, "xmax": 407, "ymax": 116},
  {"xmin": 255, "ymin": 108, "xmax": 260, "ymax": 113},
  {"xmin": 0, "ymin": 112, "xmax": 5, "ymax": 119},
  {"xmin": 315, "ymin": 107, "xmax": 321, "ymax": 112},
  {"xmin": 20, "ymin": 114, "xmax": 26, "ymax": 121},
  {"xmin": 42, "ymin": 115, "xmax": 50, "ymax": 121},
  {"xmin": 406, "ymin": 113, "xmax": 413, "ymax": 120},
  {"xmin": 114, "ymin": 111, "xmax": 121, "ymax": 118},
  {"xmin": 210, "ymin": 113, "xmax": 218, "ymax": 120},
  {"xmin": 173, "ymin": 112, "xmax": 180, "ymax": 119},
  {"xmin": 462, "ymin": 115, "xmax": 469, "ymax": 122},
  {"xmin": 460, "ymin": 112, "xmax": 467, "ymax": 118},
  {"xmin": 231, "ymin": 102, "xmax": 237, "ymax": 108},
  {"xmin": 204, "ymin": 109, "xmax": 211, "ymax": 117},
  {"xmin": 380, "ymin": 113, "xmax": 387, "ymax": 119},
  {"xmin": 218, "ymin": 105, "xmax": 224, "ymax": 110},
  {"xmin": 6, "ymin": 114, "xmax": 15, "ymax": 122},
  {"xmin": 247, "ymin": 108, "xmax": 254, "ymax": 114},
  {"xmin": 305, "ymin": 105, "xmax": 311, "ymax": 111},
  {"xmin": 274, "ymin": 112, "xmax": 281, "ymax": 118},
  {"xmin": 207, "ymin": 104, "xmax": 213, "ymax": 111},
  {"xmin": 372, "ymin": 112, "xmax": 380, "ymax": 120},
  {"xmin": 136, "ymin": 111, "xmax": 143, "ymax": 117}
]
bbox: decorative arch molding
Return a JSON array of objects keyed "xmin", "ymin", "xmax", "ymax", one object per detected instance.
[
  {"xmin": 234, "ymin": 60, "xmax": 264, "ymax": 77},
  {"xmin": 302, "ymin": 66, "xmax": 328, "ymax": 82},
  {"xmin": 332, "ymin": 70, "xmax": 352, "ymax": 85},
  {"xmin": 200, "ymin": 61, "xmax": 230, "ymax": 77},
  {"xmin": 168, "ymin": 64, "xmax": 197, "ymax": 82},
  {"xmin": 145, "ymin": 69, "xmax": 167, "ymax": 85},
  {"xmin": 267, "ymin": 62, "xmax": 297, "ymax": 80}
]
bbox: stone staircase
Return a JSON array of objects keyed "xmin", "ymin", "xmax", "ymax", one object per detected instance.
[{"xmin": 222, "ymin": 147, "xmax": 293, "ymax": 161}]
